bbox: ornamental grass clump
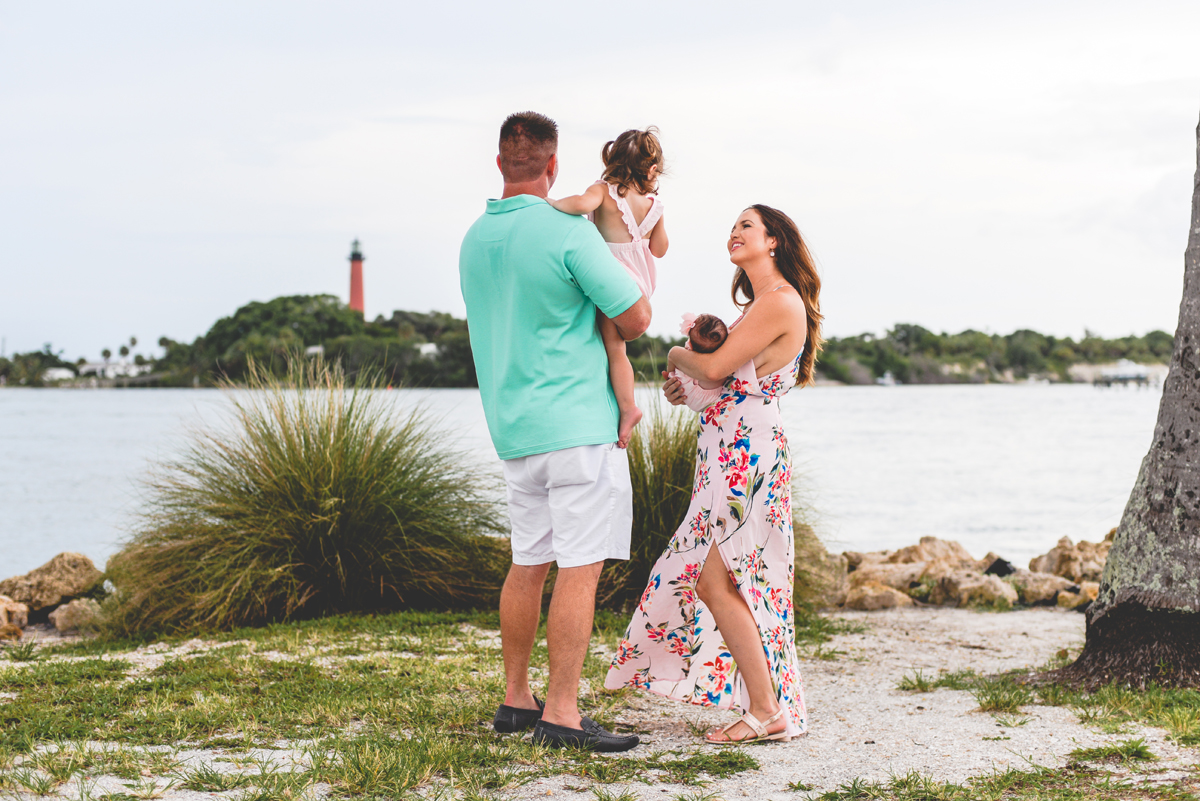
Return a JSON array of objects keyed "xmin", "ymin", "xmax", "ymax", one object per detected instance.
[{"xmin": 105, "ymin": 358, "xmax": 508, "ymax": 635}]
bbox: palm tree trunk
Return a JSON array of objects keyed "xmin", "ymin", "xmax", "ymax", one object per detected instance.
[{"xmin": 1049, "ymin": 111, "xmax": 1200, "ymax": 689}]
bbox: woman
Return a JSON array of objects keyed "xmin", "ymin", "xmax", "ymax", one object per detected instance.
[{"xmin": 604, "ymin": 204, "xmax": 822, "ymax": 744}]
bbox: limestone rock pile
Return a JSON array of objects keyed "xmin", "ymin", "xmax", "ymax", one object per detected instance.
[
  {"xmin": 0, "ymin": 552, "xmax": 102, "ymax": 612},
  {"xmin": 1028, "ymin": 529, "xmax": 1115, "ymax": 583},
  {"xmin": 0, "ymin": 552, "xmax": 106, "ymax": 641},
  {"xmin": 833, "ymin": 533, "xmax": 1114, "ymax": 612}
]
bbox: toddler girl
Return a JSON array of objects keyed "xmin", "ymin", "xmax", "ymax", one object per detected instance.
[{"xmin": 550, "ymin": 127, "xmax": 669, "ymax": 448}]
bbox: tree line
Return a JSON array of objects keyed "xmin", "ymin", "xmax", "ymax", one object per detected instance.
[
  {"xmin": 820, "ymin": 324, "xmax": 1173, "ymax": 384},
  {"xmin": 1, "ymin": 295, "xmax": 1174, "ymax": 387},
  {"xmin": 147, "ymin": 294, "xmax": 681, "ymax": 388}
]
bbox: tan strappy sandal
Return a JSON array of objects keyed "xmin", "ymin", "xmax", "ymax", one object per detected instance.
[{"xmin": 704, "ymin": 708, "xmax": 791, "ymax": 744}]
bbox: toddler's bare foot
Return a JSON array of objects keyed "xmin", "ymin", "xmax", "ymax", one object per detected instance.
[{"xmin": 617, "ymin": 406, "xmax": 643, "ymax": 449}]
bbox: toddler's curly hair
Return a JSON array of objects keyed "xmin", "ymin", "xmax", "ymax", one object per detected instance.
[{"xmin": 601, "ymin": 127, "xmax": 665, "ymax": 197}]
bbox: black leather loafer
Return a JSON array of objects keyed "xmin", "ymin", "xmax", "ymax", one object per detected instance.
[
  {"xmin": 493, "ymin": 696, "xmax": 545, "ymax": 733},
  {"xmin": 531, "ymin": 716, "xmax": 640, "ymax": 752}
]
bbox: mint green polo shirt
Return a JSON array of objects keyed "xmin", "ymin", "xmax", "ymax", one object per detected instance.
[{"xmin": 460, "ymin": 195, "xmax": 644, "ymax": 460}]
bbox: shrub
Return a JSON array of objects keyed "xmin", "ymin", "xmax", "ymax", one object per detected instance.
[{"xmin": 104, "ymin": 358, "xmax": 508, "ymax": 635}]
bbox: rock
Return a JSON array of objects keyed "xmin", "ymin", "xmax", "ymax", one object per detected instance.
[
  {"xmin": 1057, "ymin": 585, "xmax": 1089, "ymax": 610},
  {"xmin": 850, "ymin": 562, "xmax": 926, "ymax": 591},
  {"xmin": 48, "ymin": 598, "xmax": 102, "ymax": 633},
  {"xmin": 1007, "ymin": 569, "xmax": 1073, "ymax": 605},
  {"xmin": 888, "ymin": 537, "xmax": 978, "ymax": 568},
  {"xmin": 930, "ymin": 570, "xmax": 1018, "ymax": 609},
  {"xmin": 0, "ymin": 594, "xmax": 29, "ymax": 628},
  {"xmin": 845, "ymin": 581, "xmax": 915, "ymax": 611},
  {"xmin": 0, "ymin": 553, "xmax": 103, "ymax": 611},
  {"xmin": 1029, "ymin": 534, "xmax": 1112, "ymax": 583},
  {"xmin": 844, "ymin": 551, "xmax": 891, "ymax": 572},
  {"xmin": 1076, "ymin": 539, "xmax": 1111, "ymax": 582},
  {"xmin": 983, "ymin": 557, "xmax": 1016, "ymax": 577},
  {"xmin": 0, "ymin": 623, "xmax": 22, "ymax": 641},
  {"xmin": 918, "ymin": 558, "xmax": 960, "ymax": 582}
]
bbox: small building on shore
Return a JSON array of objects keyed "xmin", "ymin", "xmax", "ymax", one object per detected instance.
[
  {"xmin": 41, "ymin": 367, "xmax": 76, "ymax": 382},
  {"xmin": 1067, "ymin": 359, "xmax": 1169, "ymax": 387},
  {"xmin": 78, "ymin": 361, "xmax": 152, "ymax": 380}
]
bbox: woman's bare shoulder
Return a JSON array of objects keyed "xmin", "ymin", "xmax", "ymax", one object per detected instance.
[{"xmin": 748, "ymin": 285, "xmax": 807, "ymax": 322}]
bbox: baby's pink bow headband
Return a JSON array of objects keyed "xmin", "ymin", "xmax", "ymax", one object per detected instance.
[{"xmin": 679, "ymin": 312, "xmax": 699, "ymax": 335}]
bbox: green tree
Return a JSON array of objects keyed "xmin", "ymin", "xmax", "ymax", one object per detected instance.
[
  {"xmin": 0, "ymin": 345, "xmax": 75, "ymax": 386},
  {"xmin": 202, "ymin": 295, "xmax": 364, "ymax": 377}
]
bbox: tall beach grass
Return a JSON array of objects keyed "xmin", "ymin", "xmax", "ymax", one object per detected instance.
[{"xmin": 105, "ymin": 359, "xmax": 508, "ymax": 635}]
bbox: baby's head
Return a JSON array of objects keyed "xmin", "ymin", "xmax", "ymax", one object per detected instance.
[
  {"xmin": 684, "ymin": 313, "xmax": 728, "ymax": 354},
  {"xmin": 601, "ymin": 127, "xmax": 665, "ymax": 198}
]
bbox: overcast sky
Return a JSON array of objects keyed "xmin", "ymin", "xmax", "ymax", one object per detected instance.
[{"xmin": 2, "ymin": 1, "xmax": 1199, "ymax": 360}]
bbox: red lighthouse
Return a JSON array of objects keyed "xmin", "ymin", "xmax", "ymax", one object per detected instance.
[{"xmin": 348, "ymin": 239, "xmax": 365, "ymax": 315}]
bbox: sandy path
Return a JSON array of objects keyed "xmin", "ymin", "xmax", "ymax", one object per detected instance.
[{"xmin": 522, "ymin": 607, "xmax": 1199, "ymax": 798}]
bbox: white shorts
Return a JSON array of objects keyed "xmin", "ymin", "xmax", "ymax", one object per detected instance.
[{"xmin": 501, "ymin": 443, "xmax": 633, "ymax": 568}]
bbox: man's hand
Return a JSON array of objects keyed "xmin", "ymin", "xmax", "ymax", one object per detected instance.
[{"xmin": 661, "ymin": 370, "xmax": 686, "ymax": 406}]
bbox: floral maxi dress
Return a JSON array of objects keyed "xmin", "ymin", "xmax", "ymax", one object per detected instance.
[{"xmin": 604, "ymin": 351, "xmax": 808, "ymax": 738}]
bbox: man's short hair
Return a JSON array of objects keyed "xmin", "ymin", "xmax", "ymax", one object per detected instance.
[{"xmin": 499, "ymin": 112, "xmax": 558, "ymax": 183}]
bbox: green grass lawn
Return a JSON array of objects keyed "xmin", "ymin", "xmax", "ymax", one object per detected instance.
[
  {"xmin": 2, "ymin": 610, "xmax": 1198, "ymax": 800},
  {"xmin": 0, "ymin": 610, "xmax": 766, "ymax": 800}
]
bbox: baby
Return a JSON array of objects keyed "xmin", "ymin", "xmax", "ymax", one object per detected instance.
[{"xmin": 675, "ymin": 312, "xmax": 729, "ymax": 395}]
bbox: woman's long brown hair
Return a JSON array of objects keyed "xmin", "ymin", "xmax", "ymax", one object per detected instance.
[{"xmin": 731, "ymin": 205, "xmax": 824, "ymax": 386}]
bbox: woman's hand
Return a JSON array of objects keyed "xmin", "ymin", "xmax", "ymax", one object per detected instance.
[{"xmin": 661, "ymin": 370, "xmax": 687, "ymax": 406}]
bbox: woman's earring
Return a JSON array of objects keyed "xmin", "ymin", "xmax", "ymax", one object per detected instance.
[{"xmin": 770, "ymin": 250, "xmax": 775, "ymax": 257}]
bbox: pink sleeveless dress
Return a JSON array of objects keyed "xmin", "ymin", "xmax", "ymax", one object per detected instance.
[
  {"xmin": 589, "ymin": 181, "xmax": 663, "ymax": 298},
  {"xmin": 605, "ymin": 315, "xmax": 808, "ymax": 739}
]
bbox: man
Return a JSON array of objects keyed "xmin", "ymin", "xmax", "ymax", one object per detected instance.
[{"xmin": 459, "ymin": 111, "xmax": 651, "ymax": 752}]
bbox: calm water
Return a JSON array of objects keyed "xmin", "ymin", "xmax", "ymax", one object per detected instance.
[{"xmin": 0, "ymin": 384, "xmax": 1162, "ymax": 577}]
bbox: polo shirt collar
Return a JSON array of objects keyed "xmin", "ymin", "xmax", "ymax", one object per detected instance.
[{"xmin": 486, "ymin": 195, "xmax": 548, "ymax": 214}]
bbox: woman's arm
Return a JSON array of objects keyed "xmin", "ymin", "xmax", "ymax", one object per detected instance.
[
  {"xmin": 548, "ymin": 183, "xmax": 606, "ymax": 216},
  {"xmin": 648, "ymin": 213, "xmax": 668, "ymax": 258},
  {"xmin": 669, "ymin": 291, "xmax": 804, "ymax": 383}
]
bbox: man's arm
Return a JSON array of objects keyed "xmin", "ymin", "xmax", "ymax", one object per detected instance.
[
  {"xmin": 610, "ymin": 295, "xmax": 651, "ymax": 341},
  {"xmin": 563, "ymin": 224, "xmax": 650, "ymax": 339}
]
